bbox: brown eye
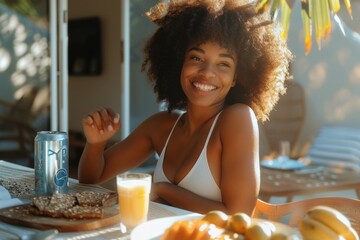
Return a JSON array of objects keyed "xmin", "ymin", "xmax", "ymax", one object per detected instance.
[
  {"xmin": 190, "ymin": 55, "xmax": 202, "ymax": 62},
  {"xmin": 219, "ymin": 62, "xmax": 231, "ymax": 68}
]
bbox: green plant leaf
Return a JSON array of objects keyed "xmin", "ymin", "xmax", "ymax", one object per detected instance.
[
  {"xmin": 301, "ymin": 0, "xmax": 312, "ymax": 55},
  {"xmin": 270, "ymin": 0, "xmax": 281, "ymax": 19},
  {"xmin": 256, "ymin": 0, "xmax": 271, "ymax": 13},
  {"xmin": 343, "ymin": 0, "xmax": 353, "ymax": 19},
  {"xmin": 328, "ymin": 0, "xmax": 341, "ymax": 13},
  {"xmin": 280, "ymin": 0, "xmax": 292, "ymax": 39},
  {"xmin": 255, "ymin": 0, "xmax": 353, "ymax": 54},
  {"xmin": 320, "ymin": 0, "xmax": 331, "ymax": 39}
]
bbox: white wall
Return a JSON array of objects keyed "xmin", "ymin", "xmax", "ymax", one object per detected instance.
[
  {"xmin": 68, "ymin": 0, "xmax": 122, "ymax": 139},
  {"xmin": 68, "ymin": 0, "xmax": 159, "ymax": 142},
  {"xmin": 282, "ymin": 2, "xmax": 360, "ymax": 156}
]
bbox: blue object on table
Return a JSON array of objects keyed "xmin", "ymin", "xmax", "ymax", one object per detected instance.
[{"xmin": 261, "ymin": 159, "xmax": 306, "ymax": 170}]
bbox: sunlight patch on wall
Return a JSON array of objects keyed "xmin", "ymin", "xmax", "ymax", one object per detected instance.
[
  {"xmin": 31, "ymin": 34, "xmax": 47, "ymax": 56},
  {"xmin": 14, "ymin": 41, "xmax": 27, "ymax": 56},
  {"xmin": 295, "ymin": 57, "xmax": 310, "ymax": 76},
  {"xmin": 336, "ymin": 48, "xmax": 351, "ymax": 66},
  {"xmin": 349, "ymin": 64, "xmax": 360, "ymax": 85},
  {"xmin": 11, "ymin": 71, "xmax": 26, "ymax": 86},
  {"xmin": 0, "ymin": 4, "xmax": 50, "ymax": 100},
  {"xmin": 0, "ymin": 48, "xmax": 11, "ymax": 72},
  {"xmin": 308, "ymin": 62, "xmax": 327, "ymax": 89},
  {"xmin": 32, "ymin": 86, "xmax": 49, "ymax": 114},
  {"xmin": 14, "ymin": 26, "xmax": 28, "ymax": 56},
  {"xmin": 1, "ymin": 15, "xmax": 19, "ymax": 34},
  {"xmin": 14, "ymin": 84, "xmax": 33, "ymax": 100},
  {"xmin": 325, "ymin": 89, "xmax": 360, "ymax": 122},
  {"xmin": 16, "ymin": 53, "xmax": 31, "ymax": 70}
]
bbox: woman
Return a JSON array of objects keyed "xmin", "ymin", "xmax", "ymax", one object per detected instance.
[{"xmin": 78, "ymin": 0, "xmax": 292, "ymax": 215}]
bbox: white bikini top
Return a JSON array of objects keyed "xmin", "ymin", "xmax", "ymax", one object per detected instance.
[{"xmin": 153, "ymin": 112, "xmax": 222, "ymax": 202}]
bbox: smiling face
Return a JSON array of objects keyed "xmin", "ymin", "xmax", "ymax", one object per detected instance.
[{"xmin": 180, "ymin": 41, "xmax": 237, "ymax": 109}]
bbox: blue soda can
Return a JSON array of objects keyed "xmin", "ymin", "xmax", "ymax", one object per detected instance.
[{"xmin": 34, "ymin": 131, "xmax": 69, "ymax": 195}]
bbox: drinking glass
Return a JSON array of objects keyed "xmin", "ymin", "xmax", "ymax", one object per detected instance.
[
  {"xmin": 116, "ymin": 172, "xmax": 152, "ymax": 232},
  {"xmin": 278, "ymin": 140, "xmax": 290, "ymax": 166}
]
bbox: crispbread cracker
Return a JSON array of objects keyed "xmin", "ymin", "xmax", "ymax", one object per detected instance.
[
  {"xmin": 75, "ymin": 191, "xmax": 109, "ymax": 206},
  {"xmin": 75, "ymin": 191, "xmax": 117, "ymax": 207},
  {"xmin": 32, "ymin": 196, "xmax": 51, "ymax": 211},
  {"xmin": 63, "ymin": 205, "xmax": 103, "ymax": 219},
  {"xmin": 30, "ymin": 191, "xmax": 116, "ymax": 219},
  {"xmin": 31, "ymin": 194, "xmax": 77, "ymax": 218}
]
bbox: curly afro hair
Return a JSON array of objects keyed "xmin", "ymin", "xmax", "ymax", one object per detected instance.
[{"xmin": 142, "ymin": 0, "xmax": 293, "ymax": 122}]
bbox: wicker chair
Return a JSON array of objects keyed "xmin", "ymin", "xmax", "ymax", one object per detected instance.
[
  {"xmin": 253, "ymin": 197, "xmax": 360, "ymax": 234},
  {"xmin": 0, "ymin": 87, "xmax": 39, "ymax": 164},
  {"xmin": 261, "ymin": 80, "xmax": 306, "ymax": 158}
]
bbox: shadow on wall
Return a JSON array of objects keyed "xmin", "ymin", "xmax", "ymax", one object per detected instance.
[{"xmin": 0, "ymin": 4, "xmax": 50, "ymax": 128}]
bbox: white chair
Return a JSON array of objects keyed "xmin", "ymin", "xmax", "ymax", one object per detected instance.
[{"xmin": 308, "ymin": 126, "xmax": 360, "ymax": 171}]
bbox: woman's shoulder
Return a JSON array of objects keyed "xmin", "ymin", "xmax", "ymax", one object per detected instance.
[
  {"xmin": 142, "ymin": 110, "xmax": 183, "ymax": 129},
  {"xmin": 140, "ymin": 111, "xmax": 184, "ymax": 148},
  {"xmin": 217, "ymin": 104, "xmax": 258, "ymax": 133},
  {"xmin": 220, "ymin": 104, "xmax": 256, "ymax": 122},
  {"xmin": 149, "ymin": 110, "xmax": 182, "ymax": 121}
]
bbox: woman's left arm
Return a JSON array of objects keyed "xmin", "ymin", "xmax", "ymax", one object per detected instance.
[{"xmin": 220, "ymin": 105, "xmax": 260, "ymax": 215}]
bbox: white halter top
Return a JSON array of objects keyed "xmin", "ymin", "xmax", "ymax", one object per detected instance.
[{"xmin": 153, "ymin": 112, "xmax": 222, "ymax": 201}]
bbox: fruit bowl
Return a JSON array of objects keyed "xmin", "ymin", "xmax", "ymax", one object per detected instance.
[{"xmin": 131, "ymin": 213, "xmax": 301, "ymax": 240}]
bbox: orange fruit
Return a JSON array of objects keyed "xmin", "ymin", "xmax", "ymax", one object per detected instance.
[
  {"xmin": 228, "ymin": 212, "xmax": 251, "ymax": 234},
  {"xmin": 202, "ymin": 210, "xmax": 229, "ymax": 228},
  {"xmin": 270, "ymin": 233, "xmax": 289, "ymax": 240},
  {"xmin": 245, "ymin": 222, "xmax": 272, "ymax": 240}
]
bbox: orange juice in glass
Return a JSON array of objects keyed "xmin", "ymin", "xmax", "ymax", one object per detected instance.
[{"xmin": 116, "ymin": 173, "xmax": 151, "ymax": 230}]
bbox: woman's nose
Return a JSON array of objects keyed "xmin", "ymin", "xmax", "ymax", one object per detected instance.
[{"xmin": 199, "ymin": 63, "xmax": 216, "ymax": 78}]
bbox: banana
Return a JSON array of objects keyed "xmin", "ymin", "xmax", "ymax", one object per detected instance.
[
  {"xmin": 299, "ymin": 216, "xmax": 345, "ymax": 240},
  {"xmin": 305, "ymin": 206, "xmax": 359, "ymax": 240},
  {"xmin": 342, "ymin": 226, "xmax": 359, "ymax": 240},
  {"xmin": 306, "ymin": 206, "xmax": 351, "ymax": 235}
]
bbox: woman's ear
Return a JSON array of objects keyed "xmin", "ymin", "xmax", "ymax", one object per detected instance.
[{"xmin": 231, "ymin": 78, "xmax": 237, "ymax": 87}]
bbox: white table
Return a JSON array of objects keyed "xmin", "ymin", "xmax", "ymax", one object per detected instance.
[{"xmin": 0, "ymin": 160, "xmax": 192, "ymax": 240}]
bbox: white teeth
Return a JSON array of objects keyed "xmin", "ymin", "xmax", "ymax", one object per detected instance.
[{"xmin": 193, "ymin": 82, "xmax": 216, "ymax": 91}]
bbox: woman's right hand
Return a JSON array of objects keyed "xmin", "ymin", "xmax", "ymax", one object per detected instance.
[{"xmin": 82, "ymin": 107, "xmax": 121, "ymax": 144}]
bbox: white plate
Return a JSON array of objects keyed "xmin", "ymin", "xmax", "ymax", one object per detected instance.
[
  {"xmin": 130, "ymin": 214, "xmax": 301, "ymax": 240},
  {"xmin": 131, "ymin": 214, "xmax": 201, "ymax": 240},
  {"xmin": 261, "ymin": 159, "xmax": 307, "ymax": 170}
]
